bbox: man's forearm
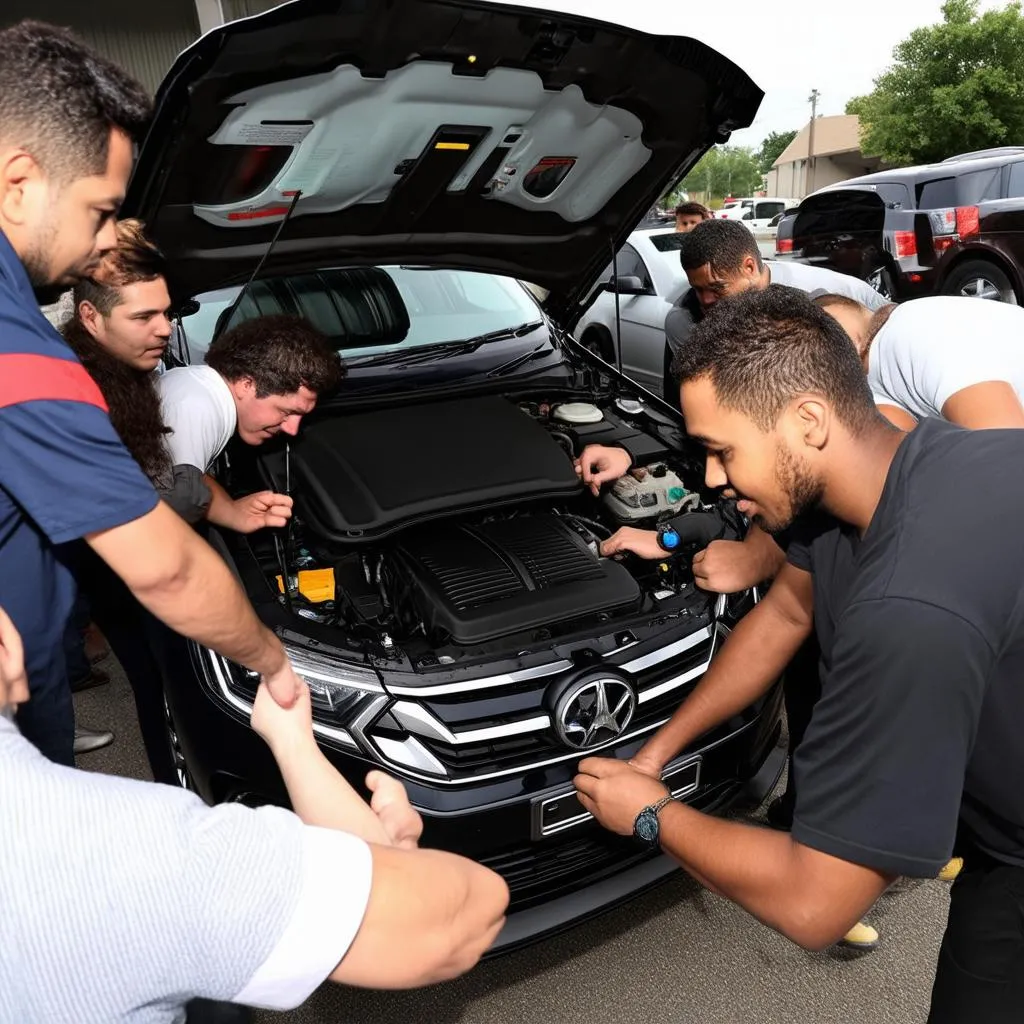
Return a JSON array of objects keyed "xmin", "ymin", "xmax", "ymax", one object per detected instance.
[
  {"xmin": 87, "ymin": 501, "xmax": 286, "ymax": 677},
  {"xmin": 656, "ymin": 803, "xmax": 886, "ymax": 950},
  {"xmin": 271, "ymin": 734, "xmax": 389, "ymax": 844},
  {"xmin": 744, "ymin": 525, "xmax": 786, "ymax": 582},
  {"xmin": 638, "ymin": 602, "xmax": 809, "ymax": 770},
  {"xmin": 204, "ymin": 476, "xmax": 238, "ymax": 530}
]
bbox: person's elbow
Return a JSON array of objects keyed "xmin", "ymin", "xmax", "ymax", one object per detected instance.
[
  {"xmin": 427, "ymin": 861, "xmax": 510, "ymax": 983},
  {"xmin": 331, "ymin": 848, "xmax": 509, "ymax": 989},
  {"xmin": 88, "ymin": 501, "xmax": 196, "ymax": 599}
]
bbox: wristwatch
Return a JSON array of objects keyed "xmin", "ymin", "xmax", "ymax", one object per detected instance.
[
  {"xmin": 633, "ymin": 795, "xmax": 674, "ymax": 845},
  {"xmin": 656, "ymin": 524, "xmax": 681, "ymax": 553}
]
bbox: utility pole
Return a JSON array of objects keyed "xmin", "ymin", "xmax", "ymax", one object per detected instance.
[{"xmin": 806, "ymin": 88, "xmax": 820, "ymax": 196}]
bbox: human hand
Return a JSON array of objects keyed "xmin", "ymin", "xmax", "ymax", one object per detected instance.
[
  {"xmin": 573, "ymin": 444, "xmax": 631, "ymax": 496},
  {"xmin": 0, "ymin": 606, "xmax": 29, "ymax": 713},
  {"xmin": 574, "ymin": 757, "xmax": 670, "ymax": 837},
  {"xmin": 251, "ymin": 677, "xmax": 312, "ymax": 750},
  {"xmin": 692, "ymin": 535, "xmax": 779, "ymax": 594},
  {"xmin": 626, "ymin": 749, "xmax": 665, "ymax": 780},
  {"xmin": 230, "ymin": 491, "xmax": 293, "ymax": 533},
  {"xmin": 366, "ymin": 771, "xmax": 423, "ymax": 850},
  {"xmin": 600, "ymin": 527, "xmax": 663, "ymax": 561}
]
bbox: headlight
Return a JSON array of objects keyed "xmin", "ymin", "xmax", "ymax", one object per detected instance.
[{"xmin": 197, "ymin": 643, "xmax": 387, "ymax": 750}]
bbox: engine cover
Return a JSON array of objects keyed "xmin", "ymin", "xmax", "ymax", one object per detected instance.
[
  {"xmin": 260, "ymin": 395, "xmax": 582, "ymax": 544},
  {"xmin": 395, "ymin": 514, "xmax": 640, "ymax": 644}
]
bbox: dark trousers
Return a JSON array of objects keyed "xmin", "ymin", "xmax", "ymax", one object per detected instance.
[
  {"xmin": 73, "ymin": 547, "xmax": 179, "ymax": 786},
  {"xmin": 15, "ymin": 643, "xmax": 74, "ymax": 767},
  {"xmin": 63, "ymin": 590, "xmax": 92, "ymax": 685},
  {"xmin": 928, "ymin": 847, "xmax": 1024, "ymax": 1023}
]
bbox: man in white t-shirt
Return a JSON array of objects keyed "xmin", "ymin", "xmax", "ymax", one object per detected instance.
[
  {"xmin": 0, "ymin": 604, "xmax": 508, "ymax": 1023},
  {"xmin": 159, "ymin": 315, "xmax": 343, "ymax": 530},
  {"xmin": 814, "ymin": 293, "xmax": 1024, "ymax": 430}
]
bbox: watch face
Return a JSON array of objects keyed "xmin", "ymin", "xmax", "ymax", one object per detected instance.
[
  {"xmin": 634, "ymin": 809, "xmax": 659, "ymax": 843},
  {"xmin": 659, "ymin": 528, "xmax": 680, "ymax": 551}
]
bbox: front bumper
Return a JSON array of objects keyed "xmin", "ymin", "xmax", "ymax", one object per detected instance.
[{"xmin": 162, "ymin": 632, "xmax": 783, "ymax": 949}]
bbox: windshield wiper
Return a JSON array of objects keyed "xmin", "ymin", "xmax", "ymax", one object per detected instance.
[
  {"xmin": 486, "ymin": 342, "xmax": 551, "ymax": 377},
  {"xmin": 346, "ymin": 320, "xmax": 545, "ymax": 369}
]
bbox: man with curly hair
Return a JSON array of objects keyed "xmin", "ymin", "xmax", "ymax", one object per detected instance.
[{"xmin": 157, "ymin": 313, "xmax": 343, "ymax": 516}]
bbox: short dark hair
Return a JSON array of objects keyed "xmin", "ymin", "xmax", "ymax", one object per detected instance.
[
  {"xmin": 678, "ymin": 218, "xmax": 763, "ymax": 274},
  {"xmin": 811, "ymin": 292, "xmax": 868, "ymax": 314},
  {"xmin": 670, "ymin": 285, "xmax": 879, "ymax": 433},
  {"xmin": 73, "ymin": 219, "xmax": 166, "ymax": 316},
  {"xmin": 207, "ymin": 315, "xmax": 344, "ymax": 398},
  {"xmin": 0, "ymin": 21, "xmax": 151, "ymax": 182},
  {"xmin": 674, "ymin": 201, "xmax": 711, "ymax": 221}
]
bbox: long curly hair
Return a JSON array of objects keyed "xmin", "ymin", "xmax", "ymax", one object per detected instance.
[{"xmin": 62, "ymin": 317, "xmax": 173, "ymax": 486}]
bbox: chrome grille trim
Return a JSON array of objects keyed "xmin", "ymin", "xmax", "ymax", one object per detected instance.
[
  {"xmin": 619, "ymin": 626, "xmax": 713, "ymax": 674},
  {"xmin": 386, "ymin": 659, "xmax": 573, "ymax": 697},
  {"xmin": 392, "ymin": 701, "xmax": 550, "ymax": 744}
]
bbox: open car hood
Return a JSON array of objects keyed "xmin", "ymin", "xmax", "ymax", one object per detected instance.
[{"xmin": 125, "ymin": 0, "xmax": 762, "ymax": 320}]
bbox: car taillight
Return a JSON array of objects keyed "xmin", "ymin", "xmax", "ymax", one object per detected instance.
[
  {"xmin": 927, "ymin": 205, "xmax": 981, "ymax": 253},
  {"xmin": 893, "ymin": 230, "xmax": 917, "ymax": 258},
  {"xmin": 776, "ymin": 238, "xmax": 793, "ymax": 254},
  {"xmin": 956, "ymin": 205, "xmax": 980, "ymax": 238}
]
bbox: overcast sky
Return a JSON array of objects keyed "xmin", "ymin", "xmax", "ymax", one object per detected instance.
[{"xmin": 499, "ymin": 0, "xmax": 1006, "ymax": 150}]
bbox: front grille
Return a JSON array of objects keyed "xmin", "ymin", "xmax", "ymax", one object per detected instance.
[
  {"xmin": 482, "ymin": 832, "xmax": 653, "ymax": 908},
  {"xmin": 372, "ymin": 628, "xmax": 718, "ymax": 780}
]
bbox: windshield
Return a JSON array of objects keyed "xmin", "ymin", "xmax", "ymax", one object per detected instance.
[{"xmin": 180, "ymin": 266, "xmax": 543, "ymax": 364}]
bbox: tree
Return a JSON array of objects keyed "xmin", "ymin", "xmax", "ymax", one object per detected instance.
[
  {"xmin": 756, "ymin": 130, "xmax": 798, "ymax": 174},
  {"xmin": 676, "ymin": 145, "xmax": 763, "ymax": 201},
  {"xmin": 846, "ymin": 0, "xmax": 1024, "ymax": 166}
]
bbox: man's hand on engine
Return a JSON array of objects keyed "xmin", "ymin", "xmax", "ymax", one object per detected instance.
[
  {"xmin": 600, "ymin": 527, "xmax": 663, "ymax": 561},
  {"xmin": 574, "ymin": 444, "xmax": 631, "ymax": 496}
]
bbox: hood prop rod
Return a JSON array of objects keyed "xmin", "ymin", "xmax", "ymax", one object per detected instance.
[
  {"xmin": 610, "ymin": 238, "xmax": 625, "ymax": 381},
  {"xmin": 218, "ymin": 190, "xmax": 303, "ymax": 614},
  {"xmin": 219, "ymin": 189, "xmax": 303, "ymax": 335}
]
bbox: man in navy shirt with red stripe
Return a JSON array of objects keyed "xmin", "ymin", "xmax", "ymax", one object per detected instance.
[{"xmin": 0, "ymin": 21, "xmax": 305, "ymax": 766}]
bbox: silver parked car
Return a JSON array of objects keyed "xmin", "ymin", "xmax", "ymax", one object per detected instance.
[{"xmin": 572, "ymin": 227, "xmax": 690, "ymax": 395}]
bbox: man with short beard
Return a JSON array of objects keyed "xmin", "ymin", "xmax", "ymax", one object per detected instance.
[
  {"xmin": 576, "ymin": 286, "xmax": 1024, "ymax": 1022},
  {"xmin": 0, "ymin": 19, "xmax": 309, "ymax": 766}
]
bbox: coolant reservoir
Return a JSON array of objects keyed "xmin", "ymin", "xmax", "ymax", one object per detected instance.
[
  {"xmin": 553, "ymin": 402, "xmax": 603, "ymax": 425},
  {"xmin": 603, "ymin": 463, "xmax": 700, "ymax": 522}
]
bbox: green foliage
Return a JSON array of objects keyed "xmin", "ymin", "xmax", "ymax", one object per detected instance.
[
  {"xmin": 677, "ymin": 145, "xmax": 763, "ymax": 200},
  {"xmin": 846, "ymin": 0, "xmax": 1024, "ymax": 166},
  {"xmin": 756, "ymin": 130, "xmax": 799, "ymax": 173}
]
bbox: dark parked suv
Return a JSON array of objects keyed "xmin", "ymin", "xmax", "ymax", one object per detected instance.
[
  {"xmin": 775, "ymin": 147, "xmax": 1024, "ymax": 302},
  {"xmin": 127, "ymin": 0, "xmax": 783, "ymax": 952}
]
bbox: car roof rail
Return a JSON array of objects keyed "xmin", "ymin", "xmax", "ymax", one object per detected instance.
[{"xmin": 940, "ymin": 146, "xmax": 1024, "ymax": 164}]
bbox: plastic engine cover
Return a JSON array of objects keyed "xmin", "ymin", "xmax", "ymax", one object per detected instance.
[{"xmin": 395, "ymin": 514, "xmax": 640, "ymax": 644}]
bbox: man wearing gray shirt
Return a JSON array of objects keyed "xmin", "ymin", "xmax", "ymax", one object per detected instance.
[
  {"xmin": 0, "ymin": 607, "xmax": 509, "ymax": 1023},
  {"xmin": 662, "ymin": 219, "xmax": 889, "ymax": 399}
]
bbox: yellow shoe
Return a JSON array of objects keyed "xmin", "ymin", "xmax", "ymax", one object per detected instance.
[
  {"xmin": 938, "ymin": 857, "xmax": 963, "ymax": 882},
  {"xmin": 839, "ymin": 921, "xmax": 879, "ymax": 950}
]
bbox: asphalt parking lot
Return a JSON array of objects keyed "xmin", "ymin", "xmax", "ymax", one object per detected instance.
[{"xmin": 75, "ymin": 662, "xmax": 949, "ymax": 1024}]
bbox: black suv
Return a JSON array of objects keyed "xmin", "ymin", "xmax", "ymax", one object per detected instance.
[
  {"xmin": 775, "ymin": 147, "xmax": 1024, "ymax": 302},
  {"xmin": 128, "ymin": 0, "xmax": 783, "ymax": 952}
]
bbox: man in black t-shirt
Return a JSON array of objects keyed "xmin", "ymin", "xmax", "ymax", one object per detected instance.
[{"xmin": 575, "ymin": 286, "xmax": 1024, "ymax": 1023}]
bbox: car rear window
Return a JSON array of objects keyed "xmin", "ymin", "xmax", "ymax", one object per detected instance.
[
  {"xmin": 916, "ymin": 168, "xmax": 1002, "ymax": 209},
  {"xmin": 649, "ymin": 232, "xmax": 687, "ymax": 252}
]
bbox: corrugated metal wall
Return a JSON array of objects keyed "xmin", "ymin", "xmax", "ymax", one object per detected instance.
[
  {"xmin": 0, "ymin": 0, "xmax": 200, "ymax": 95},
  {"xmin": 223, "ymin": 0, "xmax": 285, "ymax": 20}
]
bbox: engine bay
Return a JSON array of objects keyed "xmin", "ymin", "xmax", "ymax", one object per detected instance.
[{"xmin": 240, "ymin": 392, "xmax": 740, "ymax": 668}]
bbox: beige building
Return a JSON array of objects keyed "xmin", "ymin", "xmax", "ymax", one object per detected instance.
[
  {"xmin": 764, "ymin": 114, "xmax": 888, "ymax": 200},
  {"xmin": 0, "ymin": 0, "xmax": 280, "ymax": 94}
]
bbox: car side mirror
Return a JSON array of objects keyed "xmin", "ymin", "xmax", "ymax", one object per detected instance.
[{"xmin": 607, "ymin": 275, "xmax": 646, "ymax": 295}]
